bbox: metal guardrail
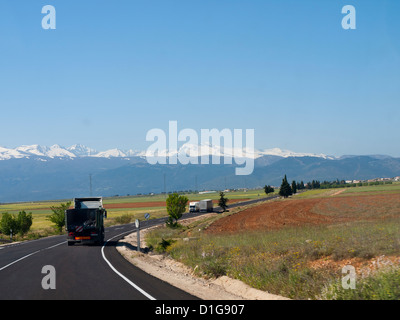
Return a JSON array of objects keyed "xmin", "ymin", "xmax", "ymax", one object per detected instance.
[{"xmin": 0, "ymin": 239, "xmax": 12, "ymax": 244}]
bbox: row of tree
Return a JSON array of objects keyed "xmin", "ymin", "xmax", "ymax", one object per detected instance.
[
  {"xmin": 0, "ymin": 202, "xmax": 71, "ymax": 240},
  {"xmin": 265, "ymin": 175, "xmax": 381, "ymax": 198},
  {"xmin": 0, "ymin": 211, "xmax": 33, "ymax": 238},
  {"xmin": 264, "ymin": 175, "xmax": 303, "ymax": 198}
]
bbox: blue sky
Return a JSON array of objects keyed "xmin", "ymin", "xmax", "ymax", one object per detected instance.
[{"xmin": 0, "ymin": 0, "xmax": 399, "ymax": 156}]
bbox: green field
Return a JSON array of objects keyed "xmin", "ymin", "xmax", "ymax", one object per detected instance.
[
  {"xmin": 0, "ymin": 189, "xmax": 265, "ymax": 237},
  {"xmin": 292, "ymin": 182, "xmax": 400, "ymax": 199},
  {"xmin": 342, "ymin": 182, "xmax": 400, "ymax": 194}
]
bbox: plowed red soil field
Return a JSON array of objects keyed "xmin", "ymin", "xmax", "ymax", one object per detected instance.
[
  {"xmin": 103, "ymin": 198, "xmax": 249, "ymax": 209},
  {"xmin": 205, "ymin": 193, "xmax": 400, "ymax": 234}
]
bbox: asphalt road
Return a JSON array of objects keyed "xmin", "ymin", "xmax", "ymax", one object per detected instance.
[{"xmin": 0, "ymin": 195, "xmax": 276, "ymax": 300}]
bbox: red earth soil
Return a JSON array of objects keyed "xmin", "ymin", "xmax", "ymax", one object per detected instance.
[
  {"xmin": 205, "ymin": 193, "xmax": 400, "ymax": 235},
  {"xmin": 26, "ymin": 198, "xmax": 250, "ymax": 211},
  {"xmin": 103, "ymin": 198, "xmax": 250, "ymax": 209}
]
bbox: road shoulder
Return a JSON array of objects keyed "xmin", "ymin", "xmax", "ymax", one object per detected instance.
[{"xmin": 116, "ymin": 221, "xmax": 289, "ymax": 300}]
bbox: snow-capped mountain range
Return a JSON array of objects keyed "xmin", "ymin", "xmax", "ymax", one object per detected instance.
[
  {"xmin": 0, "ymin": 143, "xmax": 336, "ymax": 161},
  {"xmin": 0, "ymin": 144, "xmax": 398, "ymax": 202},
  {"xmin": 145, "ymin": 143, "xmax": 335, "ymax": 160},
  {"xmin": 0, "ymin": 144, "xmax": 144, "ymax": 160}
]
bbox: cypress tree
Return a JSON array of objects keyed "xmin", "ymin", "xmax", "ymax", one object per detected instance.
[
  {"xmin": 218, "ymin": 191, "xmax": 229, "ymax": 212},
  {"xmin": 291, "ymin": 180, "xmax": 297, "ymax": 194},
  {"xmin": 279, "ymin": 175, "xmax": 293, "ymax": 198}
]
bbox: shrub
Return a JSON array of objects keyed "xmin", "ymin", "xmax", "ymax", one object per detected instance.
[
  {"xmin": 166, "ymin": 193, "xmax": 188, "ymax": 228},
  {"xmin": 0, "ymin": 211, "xmax": 33, "ymax": 237},
  {"xmin": 155, "ymin": 238, "xmax": 176, "ymax": 253},
  {"xmin": 115, "ymin": 214, "xmax": 133, "ymax": 225},
  {"xmin": 321, "ymin": 267, "xmax": 400, "ymax": 300},
  {"xmin": 47, "ymin": 202, "xmax": 71, "ymax": 232}
]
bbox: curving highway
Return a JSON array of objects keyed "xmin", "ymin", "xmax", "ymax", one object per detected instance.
[
  {"xmin": 0, "ymin": 220, "xmax": 197, "ymax": 300},
  {"xmin": 0, "ymin": 196, "xmax": 275, "ymax": 300}
]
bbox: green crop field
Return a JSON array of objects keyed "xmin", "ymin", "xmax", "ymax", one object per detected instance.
[
  {"xmin": 0, "ymin": 189, "xmax": 265, "ymax": 237},
  {"xmin": 342, "ymin": 182, "xmax": 400, "ymax": 194}
]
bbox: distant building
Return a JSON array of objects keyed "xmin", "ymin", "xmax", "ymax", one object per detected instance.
[{"xmin": 198, "ymin": 190, "xmax": 217, "ymax": 194}]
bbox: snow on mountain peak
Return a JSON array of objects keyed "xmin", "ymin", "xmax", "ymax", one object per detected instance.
[
  {"xmin": 93, "ymin": 148, "xmax": 128, "ymax": 158},
  {"xmin": 46, "ymin": 145, "xmax": 76, "ymax": 158},
  {"xmin": 0, "ymin": 144, "xmax": 334, "ymax": 160},
  {"xmin": 67, "ymin": 144, "xmax": 97, "ymax": 156},
  {"xmin": 257, "ymin": 147, "xmax": 334, "ymax": 159},
  {"xmin": 15, "ymin": 144, "xmax": 47, "ymax": 156},
  {"xmin": 0, "ymin": 146, "xmax": 26, "ymax": 160}
]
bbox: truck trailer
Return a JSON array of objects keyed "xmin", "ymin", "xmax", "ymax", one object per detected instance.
[
  {"xmin": 199, "ymin": 199, "xmax": 213, "ymax": 213},
  {"xmin": 65, "ymin": 197, "xmax": 107, "ymax": 246}
]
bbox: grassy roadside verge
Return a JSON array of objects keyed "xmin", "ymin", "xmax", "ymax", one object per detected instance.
[{"xmin": 145, "ymin": 188, "xmax": 400, "ymax": 300}]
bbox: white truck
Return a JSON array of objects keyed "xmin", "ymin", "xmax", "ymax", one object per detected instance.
[
  {"xmin": 199, "ymin": 199, "xmax": 213, "ymax": 213},
  {"xmin": 189, "ymin": 201, "xmax": 200, "ymax": 213}
]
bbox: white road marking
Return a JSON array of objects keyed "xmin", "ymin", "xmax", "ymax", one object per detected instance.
[
  {"xmin": 1, "ymin": 229, "xmax": 156, "ymax": 300},
  {"xmin": 101, "ymin": 230, "xmax": 156, "ymax": 300},
  {"xmin": 0, "ymin": 241, "xmax": 66, "ymax": 272}
]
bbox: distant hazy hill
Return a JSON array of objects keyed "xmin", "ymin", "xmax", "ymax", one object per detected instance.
[{"xmin": 0, "ymin": 151, "xmax": 399, "ymax": 202}]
